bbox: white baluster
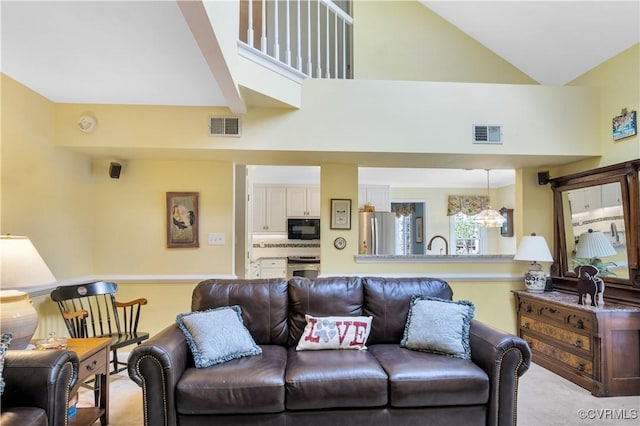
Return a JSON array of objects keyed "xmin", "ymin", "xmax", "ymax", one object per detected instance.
[
  {"xmin": 334, "ymin": 12, "xmax": 338, "ymax": 78},
  {"xmin": 307, "ymin": 0, "xmax": 312, "ymax": 76},
  {"xmin": 342, "ymin": 19, "xmax": 346, "ymax": 78},
  {"xmin": 247, "ymin": 0, "xmax": 254, "ymax": 47},
  {"xmin": 260, "ymin": 0, "xmax": 267, "ymax": 52},
  {"xmin": 296, "ymin": 0, "xmax": 302, "ymax": 72},
  {"xmin": 274, "ymin": 0, "xmax": 280, "ymax": 61},
  {"xmin": 316, "ymin": 0, "xmax": 321, "ymax": 78},
  {"xmin": 285, "ymin": 0, "xmax": 291, "ymax": 66},
  {"xmin": 325, "ymin": 5, "xmax": 330, "ymax": 78}
]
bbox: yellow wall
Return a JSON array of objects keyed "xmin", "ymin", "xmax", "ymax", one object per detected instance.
[
  {"xmin": 1, "ymin": 75, "xmax": 94, "ymax": 280},
  {"xmin": 564, "ymin": 43, "xmax": 640, "ymax": 173},
  {"xmin": 353, "ymin": 0, "xmax": 537, "ymax": 84},
  {"xmin": 91, "ymin": 158, "xmax": 234, "ymax": 275}
]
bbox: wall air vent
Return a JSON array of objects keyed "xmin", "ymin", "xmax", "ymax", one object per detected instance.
[
  {"xmin": 209, "ymin": 116, "xmax": 241, "ymax": 137},
  {"xmin": 473, "ymin": 125, "xmax": 503, "ymax": 144}
]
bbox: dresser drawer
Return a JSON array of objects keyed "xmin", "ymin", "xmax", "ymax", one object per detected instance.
[
  {"xmin": 78, "ymin": 349, "xmax": 108, "ymax": 380},
  {"xmin": 518, "ymin": 298, "xmax": 596, "ymax": 332},
  {"xmin": 520, "ymin": 315, "xmax": 591, "ymax": 352},
  {"xmin": 522, "ymin": 332, "xmax": 593, "ymax": 377}
]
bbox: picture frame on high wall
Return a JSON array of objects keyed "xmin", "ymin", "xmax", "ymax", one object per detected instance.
[
  {"xmin": 167, "ymin": 192, "xmax": 199, "ymax": 248},
  {"xmin": 612, "ymin": 110, "xmax": 637, "ymax": 141},
  {"xmin": 330, "ymin": 198, "xmax": 351, "ymax": 230}
]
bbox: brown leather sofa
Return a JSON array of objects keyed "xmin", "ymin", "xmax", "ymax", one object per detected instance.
[
  {"xmin": 1, "ymin": 349, "xmax": 79, "ymax": 426},
  {"xmin": 128, "ymin": 276, "xmax": 531, "ymax": 426}
]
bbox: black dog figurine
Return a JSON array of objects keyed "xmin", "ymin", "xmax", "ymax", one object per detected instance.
[{"xmin": 575, "ymin": 264, "xmax": 604, "ymax": 306}]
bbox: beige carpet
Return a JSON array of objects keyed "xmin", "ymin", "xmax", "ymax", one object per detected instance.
[{"xmin": 80, "ymin": 361, "xmax": 639, "ymax": 425}]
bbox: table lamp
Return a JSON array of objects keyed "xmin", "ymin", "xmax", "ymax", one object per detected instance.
[
  {"xmin": 514, "ymin": 233, "xmax": 553, "ymax": 293},
  {"xmin": 0, "ymin": 235, "xmax": 57, "ymax": 349},
  {"xmin": 575, "ymin": 229, "xmax": 617, "ymax": 274}
]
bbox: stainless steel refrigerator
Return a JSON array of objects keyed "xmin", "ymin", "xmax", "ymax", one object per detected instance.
[{"xmin": 359, "ymin": 211, "xmax": 399, "ymax": 255}]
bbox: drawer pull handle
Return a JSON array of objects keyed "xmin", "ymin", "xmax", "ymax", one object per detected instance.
[
  {"xmin": 523, "ymin": 322, "xmax": 530, "ymax": 329},
  {"xmin": 576, "ymin": 320, "xmax": 584, "ymax": 329},
  {"xmin": 574, "ymin": 339, "xmax": 583, "ymax": 348},
  {"xmin": 85, "ymin": 360, "xmax": 98, "ymax": 372},
  {"xmin": 548, "ymin": 308, "xmax": 557, "ymax": 314},
  {"xmin": 525, "ymin": 305, "xmax": 532, "ymax": 313},
  {"xmin": 577, "ymin": 363, "xmax": 586, "ymax": 372}
]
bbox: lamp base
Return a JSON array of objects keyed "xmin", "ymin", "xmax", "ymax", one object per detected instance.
[
  {"xmin": 0, "ymin": 290, "xmax": 38, "ymax": 349},
  {"xmin": 524, "ymin": 269, "xmax": 547, "ymax": 293}
]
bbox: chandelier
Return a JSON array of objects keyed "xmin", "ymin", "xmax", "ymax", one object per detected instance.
[{"xmin": 474, "ymin": 169, "xmax": 506, "ymax": 228}]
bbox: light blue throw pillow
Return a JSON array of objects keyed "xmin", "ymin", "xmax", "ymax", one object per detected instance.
[
  {"xmin": 177, "ymin": 306, "xmax": 261, "ymax": 368},
  {"xmin": 401, "ymin": 296, "xmax": 475, "ymax": 360}
]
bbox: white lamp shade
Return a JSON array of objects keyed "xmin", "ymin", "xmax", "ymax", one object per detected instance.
[
  {"xmin": 514, "ymin": 235, "xmax": 553, "ymax": 262},
  {"xmin": 576, "ymin": 230, "xmax": 616, "ymax": 259},
  {"xmin": 1, "ymin": 235, "xmax": 56, "ymax": 289}
]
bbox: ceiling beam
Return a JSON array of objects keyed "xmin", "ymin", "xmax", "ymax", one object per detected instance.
[{"xmin": 177, "ymin": 0, "xmax": 246, "ymax": 114}]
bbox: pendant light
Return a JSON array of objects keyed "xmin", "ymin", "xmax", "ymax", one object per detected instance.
[{"xmin": 474, "ymin": 169, "xmax": 506, "ymax": 228}]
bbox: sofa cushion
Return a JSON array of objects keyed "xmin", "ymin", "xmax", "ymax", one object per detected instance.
[
  {"xmin": 296, "ymin": 315, "xmax": 372, "ymax": 350},
  {"xmin": 362, "ymin": 277, "xmax": 453, "ymax": 344},
  {"xmin": 369, "ymin": 344, "xmax": 489, "ymax": 407},
  {"xmin": 285, "ymin": 347, "xmax": 388, "ymax": 410},
  {"xmin": 401, "ymin": 296, "xmax": 475, "ymax": 359},
  {"xmin": 288, "ymin": 277, "xmax": 364, "ymax": 345},
  {"xmin": 192, "ymin": 279, "xmax": 289, "ymax": 345},
  {"xmin": 176, "ymin": 345, "xmax": 287, "ymax": 414},
  {"xmin": 177, "ymin": 306, "xmax": 262, "ymax": 368}
]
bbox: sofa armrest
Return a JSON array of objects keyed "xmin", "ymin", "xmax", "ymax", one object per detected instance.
[
  {"xmin": 128, "ymin": 323, "xmax": 189, "ymax": 426},
  {"xmin": 2, "ymin": 349, "xmax": 79, "ymax": 426},
  {"xmin": 469, "ymin": 320, "xmax": 531, "ymax": 426}
]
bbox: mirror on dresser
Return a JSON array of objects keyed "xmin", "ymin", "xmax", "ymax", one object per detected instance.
[{"xmin": 550, "ymin": 160, "xmax": 640, "ymax": 305}]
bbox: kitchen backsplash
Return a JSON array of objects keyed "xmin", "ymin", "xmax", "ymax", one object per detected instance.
[{"xmin": 251, "ymin": 235, "xmax": 320, "ymax": 259}]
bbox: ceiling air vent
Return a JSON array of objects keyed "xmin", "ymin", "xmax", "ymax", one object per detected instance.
[
  {"xmin": 473, "ymin": 125, "xmax": 503, "ymax": 144},
  {"xmin": 209, "ymin": 116, "xmax": 241, "ymax": 137}
]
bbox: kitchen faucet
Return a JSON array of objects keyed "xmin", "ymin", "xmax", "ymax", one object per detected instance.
[{"xmin": 427, "ymin": 235, "xmax": 449, "ymax": 255}]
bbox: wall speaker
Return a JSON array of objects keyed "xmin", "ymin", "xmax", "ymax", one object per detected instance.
[
  {"xmin": 537, "ymin": 171, "xmax": 550, "ymax": 185},
  {"xmin": 109, "ymin": 162, "xmax": 122, "ymax": 179}
]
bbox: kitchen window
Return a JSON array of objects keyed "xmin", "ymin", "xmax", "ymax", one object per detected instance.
[{"xmin": 450, "ymin": 212, "xmax": 487, "ymax": 255}]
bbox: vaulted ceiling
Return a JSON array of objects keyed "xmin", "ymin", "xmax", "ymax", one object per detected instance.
[{"xmin": 2, "ymin": 1, "xmax": 638, "ymax": 107}]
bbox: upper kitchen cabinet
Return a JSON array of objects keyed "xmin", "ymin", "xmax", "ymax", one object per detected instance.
[
  {"xmin": 286, "ymin": 186, "xmax": 321, "ymax": 217},
  {"xmin": 359, "ymin": 185, "xmax": 390, "ymax": 212},
  {"xmin": 253, "ymin": 185, "xmax": 287, "ymax": 233}
]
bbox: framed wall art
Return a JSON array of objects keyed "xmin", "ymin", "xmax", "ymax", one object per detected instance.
[
  {"xmin": 167, "ymin": 192, "xmax": 199, "ymax": 248},
  {"xmin": 415, "ymin": 216, "xmax": 424, "ymax": 243},
  {"xmin": 499, "ymin": 207, "xmax": 513, "ymax": 237},
  {"xmin": 612, "ymin": 110, "xmax": 637, "ymax": 141},
  {"xmin": 330, "ymin": 198, "xmax": 351, "ymax": 230}
]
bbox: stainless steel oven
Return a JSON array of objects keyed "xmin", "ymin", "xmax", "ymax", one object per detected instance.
[{"xmin": 287, "ymin": 256, "xmax": 320, "ymax": 279}]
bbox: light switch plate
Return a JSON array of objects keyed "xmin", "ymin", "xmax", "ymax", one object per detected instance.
[{"xmin": 208, "ymin": 232, "xmax": 225, "ymax": 245}]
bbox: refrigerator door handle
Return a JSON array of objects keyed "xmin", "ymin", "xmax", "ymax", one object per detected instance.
[{"xmin": 372, "ymin": 217, "xmax": 378, "ymax": 255}]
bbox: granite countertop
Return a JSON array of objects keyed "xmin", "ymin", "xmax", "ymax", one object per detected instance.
[{"xmin": 514, "ymin": 290, "xmax": 640, "ymax": 313}]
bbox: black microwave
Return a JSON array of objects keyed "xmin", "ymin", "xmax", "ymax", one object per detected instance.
[{"xmin": 287, "ymin": 218, "xmax": 320, "ymax": 240}]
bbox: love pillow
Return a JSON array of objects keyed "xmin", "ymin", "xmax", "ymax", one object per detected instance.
[{"xmin": 296, "ymin": 315, "xmax": 372, "ymax": 351}]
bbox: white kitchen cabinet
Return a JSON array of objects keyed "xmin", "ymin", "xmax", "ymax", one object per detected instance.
[
  {"xmin": 359, "ymin": 185, "xmax": 390, "ymax": 212},
  {"xmin": 286, "ymin": 186, "xmax": 320, "ymax": 217},
  {"xmin": 568, "ymin": 186, "xmax": 602, "ymax": 213},
  {"xmin": 601, "ymin": 182, "xmax": 622, "ymax": 207},
  {"xmin": 258, "ymin": 258, "xmax": 287, "ymax": 278},
  {"xmin": 253, "ymin": 185, "xmax": 287, "ymax": 233}
]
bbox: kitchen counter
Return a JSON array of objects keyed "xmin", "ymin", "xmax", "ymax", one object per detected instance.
[{"xmin": 355, "ymin": 254, "xmax": 516, "ymax": 263}]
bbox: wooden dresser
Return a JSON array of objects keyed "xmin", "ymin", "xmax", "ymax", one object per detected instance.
[{"xmin": 513, "ymin": 290, "xmax": 640, "ymax": 396}]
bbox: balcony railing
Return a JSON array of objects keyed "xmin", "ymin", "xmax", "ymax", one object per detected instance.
[{"xmin": 239, "ymin": 0, "xmax": 353, "ymax": 81}]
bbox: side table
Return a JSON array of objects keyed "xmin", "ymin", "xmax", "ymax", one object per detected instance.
[{"xmin": 66, "ymin": 337, "xmax": 111, "ymax": 426}]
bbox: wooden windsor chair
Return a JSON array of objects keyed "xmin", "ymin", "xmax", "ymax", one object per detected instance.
[{"xmin": 50, "ymin": 281, "xmax": 149, "ymax": 375}]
